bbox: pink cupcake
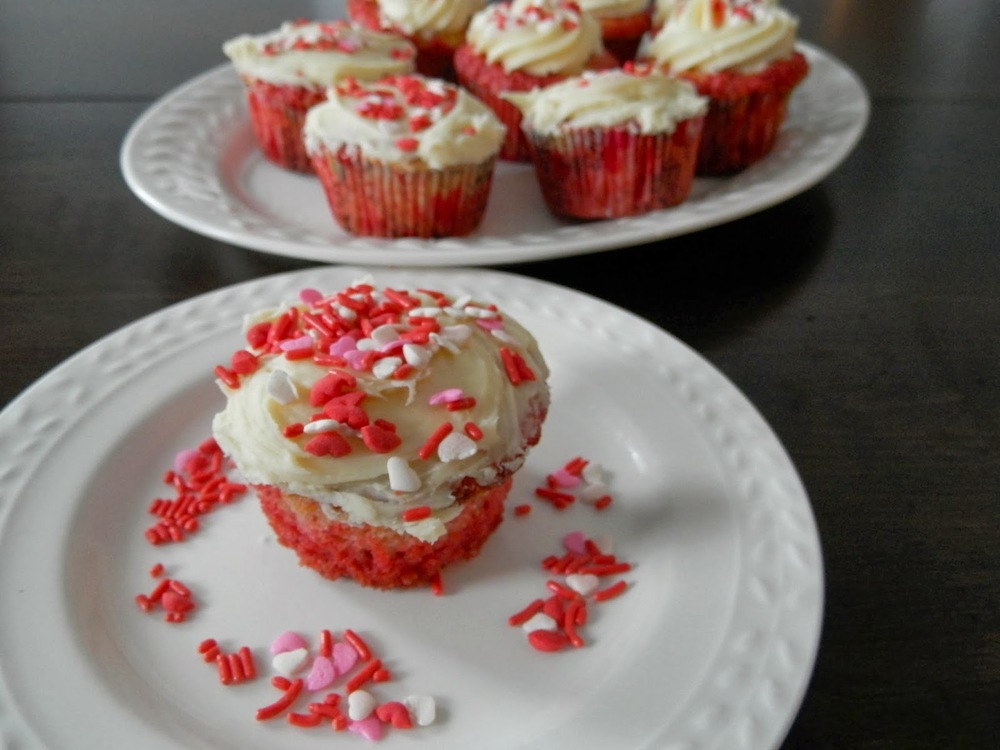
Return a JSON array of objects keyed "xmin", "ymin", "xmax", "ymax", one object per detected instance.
[
  {"xmin": 222, "ymin": 20, "xmax": 416, "ymax": 172},
  {"xmin": 304, "ymin": 74, "xmax": 506, "ymax": 237},
  {"xmin": 508, "ymin": 64, "xmax": 707, "ymax": 218}
]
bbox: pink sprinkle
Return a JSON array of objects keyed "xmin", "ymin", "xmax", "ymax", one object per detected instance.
[
  {"xmin": 299, "ymin": 288, "xmax": 323, "ymax": 305},
  {"xmin": 379, "ymin": 338, "xmax": 407, "ymax": 354},
  {"xmin": 331, "ymin": 641, "xmax": 359, "ymax": 674},
  {"xmin": 305, "ymin": 655, "xmax": 337, "ymax": 691},
  {"xmin": 329, "ymin": 335, "xmax": 358, "ymax": 357},
  {"xmin": 551, "ymin": 468, "xmax": 581, "ymax": 488},
  {"xmin": 429, "ymin": 388, "xmax": 463, "ymax": 405},
  {"xmin": 348, "ymin": 715, "xmax": 384, "ymax": 741},
  {"xmin": 270, "ymin": 630, "xmax": 308, "ymax": 655},
  {"xmin": 344, "ymin": 349, "xmax": 368, "ymax": 369},
  {"xmin": 172, "ymin": 448, "xmax": 199, "ymax": 474},
  {"xmin": 562, "ymin": 531, "xmax": 587, "ymax": 555},
  {"xmin": 475, "ymin": 318, "xmax": 504, "ymax": 331},
  {"xmin": 279, "ymin": 335, "xmax": 313, "ymax": 352}
]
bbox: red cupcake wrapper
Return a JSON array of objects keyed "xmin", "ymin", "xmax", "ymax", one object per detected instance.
[
  {"xmin": 241, "ymin": 77, "xmax": 328, "ymax": 173},
  {"xmin": 454, "ymin": 44, "xmax": 619, "ymax": 162},
  {"xmin": 525, "ymin": 117, "xmax": 705, "ymax": 219},
  {"xmin": 311, "ymin": 145, "xmax": 496, "ymax": 238},
  {"xmin": 678, "ymin": 51, "xmax": 809, "ymax": 175}
]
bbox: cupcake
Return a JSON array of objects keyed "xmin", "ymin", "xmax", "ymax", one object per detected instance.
[
  {"xmin": 223, "ymin": 20, "xmax": 417, "ymax": 172},
  {"xmin": 579, "ymin": 0, "xmax": 653, "ymax": 62},
  {"xmin": 638, "ymin": 0, "xmax": 809, "ymax": 174},
  {"xmin": 508, "ymin": 64, "xmax": 707, "ymax": 218},
  {"xmin": 346, "ymin": 0, "xmax": 486, "ymax": 80},
  {"xmin": 454, "ymin": 0, "xmax": 619, "ymax": 161},
  {"xmin": 303, "ymin": 74, "xmax": 505, "ymax": 238},
  {"xmin": 211, "ymin": 280, "xmax": 551, "ymax": 589}
]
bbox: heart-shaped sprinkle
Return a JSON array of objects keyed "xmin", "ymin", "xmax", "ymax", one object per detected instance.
[
  {"xmin": 375, "ymin": 701, "xmax": 413, "ymax": 728},
  {"xmin": 566, "ymin": 573, "xmax": 600, "ymax": 597},
  {"xmin": 348, "ymin": 689, "xmax": 376, "ymax": 720},
  {"xmin": 387, "ymin": 456, "xmax": 421, "ymax": 493},
  {"xmin": 271, "ymin": 647, "xmax": 309, "ymax": 676},
  {"xmin": 305, "ymin": 655, "xmax": 337, "ymax": 691},
  {"xmin": 404, "ymin": 695, "xmax": 437, "ymax": 727},
  {"xmin": 331, "ymin": 641, "xmax": 359, "ymax": 674},
  {"xmin": 562, "ymin": 530, "xmax": 587, "ymax": 555},
  {"xmin": 437, "ymin": 432, "xmax": 477, "ymax": 462},
  {"xmin": 347, "ymin": 715, "xmax": 383, "ymax": 741},
  {"xmin": 520, "ymin": 612, "xmax": 558, "ymax": 633},
  {"xmin": 270, "ymin": 630, "xmax": 308, "ymax": 655}
]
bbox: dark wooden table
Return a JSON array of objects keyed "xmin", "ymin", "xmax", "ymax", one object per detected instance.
[{"xmin": 1, "ymin": 2, "xmax": 997, "ymax": 747}]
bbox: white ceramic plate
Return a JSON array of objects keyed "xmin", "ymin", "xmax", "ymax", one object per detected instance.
[
  {"xmin": 120, "ymin": 43, "xmax": 868, "ymax": 266},
  {"xmin": 0, "ymin": 268, "xmax": 822, "ymax": 749}
]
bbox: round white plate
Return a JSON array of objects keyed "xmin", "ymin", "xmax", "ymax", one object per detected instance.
[
  {"xmin": 0, "ymin": 267, "xmax": 822, "ymax": 749},
  {"xmin": 121, "ymin": 43, "xmax": 868, "ymax": 266}
]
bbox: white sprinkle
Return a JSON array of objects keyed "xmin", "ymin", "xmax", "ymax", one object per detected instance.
[
  {"xmin": 582, "ymin": 462, "xmax": 606, "ymax": 484},
  {"xmin": 409, "ymin": 306, "xmax": 443, "ymax": 317},
  {"xmin": 429, "ymin": 332, "xmax": 460, "ymax": 354},
  {"xmin": 521, "ymin": 612, "xmax": 557, "ymax": 633},
  {"xmin": 404, "ymin": 695, "xmax": 437, "ymax": 727},
  {"xmin": 271, "ymin": 648, "xmax": 309, "ymax": 677},
  {"xmin": 462, "ymin": 305, "xmax": 497, "ymax": 319},
  {"xmin": 440, "ymin": 324, "xmax": 472, "ymax": 343},
  {"xmin": 491, "ymin": 329, "xmax": 517, "ymax": 345},
  {"xmin": 355, "ymin": 337, "xmax": 378, "ymax": 351},
  {"xmin": 437, "ymin": 432, "xmax": 477, "ymax": 462},
  {"xmin": 451, "ymin": 293, "xmax": 472, "ymax": 308},
  {"xmin": 348, "ymin": 689, "xmax": 376, "ymax": 720},
  {"xmin": 303, "ymin": 419, "xmax": 341, "ymax": 434},
  {"xmin": 579, "ymin": 480, "xmax": 609, "ymax": 503},
  {"xmin": 372, "ymin": 356, "xmax": 403, "ymax": 379},
  {"xmin": 266, "ymin": 369, "xmax": 298, "ymax": 404},
  {"xmin": 566, "ymin": 573, "xmax": 600, "ymax": 597},
  {"xmin": 370, "ymin": 324, "xmax": 400, "ymax": 345},
  {"xmin": 387, "ymin": 456, "xmax": 421, "ymax": 493},
  {"xmin": 403, "ymin": 343, "xmax": 432, "ymax": 368}
]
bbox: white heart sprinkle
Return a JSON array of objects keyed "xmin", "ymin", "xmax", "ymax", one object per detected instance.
[
  {"xmin": 370, "ymin": 324, "xmax": 400, "ymax": 345},
  {"xmin": 271, "ymin": 647, "xmax": 309, "ymax": 677},
  {"xmin": 579, "ymin": 480, "xmax": 609, "ymax": 503},
  {"xmin": 372, "ymin": 356, "xmax": 402, "ymax": 380},
  {"xmin": 566, "ymin": 573, "xmax": 600, "ymax": 597},
  {"xmin": 521, "ymin": 612, "xmax": 557, "ymax": 633},
  {"xmin": 437, "ymin": 432, "xmax": 477, "ymax": 462},
  {"xmin": 266, "ymin": 369, "xmax": 298, "ymax": 404},
  {"xmin": 440, "ymin": 324, "xmax": 471, "ymax": 344},
  {"xmin": 387, "ymin": 456, "xmax": 421, "ymax": 493},
  {"xmin": 402, "ymin": 343, "xmax": 431, "ymax": 368},
  {"xmin": 404, "ymin": 695, "xmax": 437, "ymax": 726},
  {"xmin": 581, "ymin": 462, "xmax": 606, "ymax": 484},
  {"xmin": 348, "ymin": 689, "xmax": 376, "ymax": 720}
]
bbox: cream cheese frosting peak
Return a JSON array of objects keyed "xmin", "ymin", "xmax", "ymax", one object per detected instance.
[
  {"xmin": 642, "ymin": 0, "xmax": 799, "ymax": 74},
  {"xmin": 222, "ymin": 19, "xmax": 417, "ymax": 86},
  {"xmin": 375, "ymin": 0, "xmax": 487, "ymax": 38}
]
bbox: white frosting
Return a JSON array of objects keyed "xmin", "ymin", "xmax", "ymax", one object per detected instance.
[
  {"xmin": 508, "ymin": 67, "xmax": 706, "ymax": 134},
  {"xmin": 641, "ymin": 0, "xmax": 798, "ymax": 73},
  {"xmin": 222, "ymin": 20, "xmax": 416, "ymax": 86},
  {"xmin": 465, "ymin": 0, "xmax": 605, "ymax": 76},
  {"xmin": 376, "ymin": 0, "xmax": 487, "ymax": 39},
  {"xmin": 580, "ymin": 0, "xmax": 650, "ymax": 20},
  {"xmin": 212, "ymin": 284, "xmax": 549, "ymax": 542},
  {"xmin": 303, "ymin": 74, "xmax": 505, "ymax": 169}
]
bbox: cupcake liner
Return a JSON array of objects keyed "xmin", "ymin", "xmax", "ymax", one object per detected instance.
[
  {"xmin": 525, "ymin": 118, "xmax": 704, "ymax": 219},
  {"xmin": 679, "ymin": 51, "xmax": 809, "ymax": 175},
  {"xmin": 311, "ymin": 145, "xmax": 497, "ymax": 238},
  {"xmin": 242, "ymin": 77, "xmax": 328, "ymax": 172}
]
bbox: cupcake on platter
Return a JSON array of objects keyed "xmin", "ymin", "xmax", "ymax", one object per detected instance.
[
  {"xmin": 211, "ymin": 280, "xmax": 551, "ymax": 589},
  {"xmin": 454, "ymin": 0, "xmax": 619, "ymax": 161},
  {"xmin": 304, "ymin": 74, "xmax": 505, "ymax": 238},
  {"xmin": 345, "ymin": 0, "xmax": 487, "ymax": 80},
  {"xmin": 638, "ymin": 0, "xmax": 809, "ymax": 174},
  {"xmin": 507, "ymin": 63, "xmax": 707, "ymax": 219},
  {"xmin": 223, "ymin": 19, "xmax": 416, "ymax": 172},
  {"xmin": 579, "ymin": 0, "xmax": 653, "ymax": 62}
]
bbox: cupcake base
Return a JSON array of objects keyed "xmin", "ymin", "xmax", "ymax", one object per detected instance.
[
  {"xmin": 678, "ymin": 51, "xmax": 809, "ymax": 175},
  {"xmin": 454, "ymin": 44, "xmax": 620, "ymax": 162},
  {"xmin": 257, "ymin": 477, "xmax": 512, "ymax": 589},
  {"xmin": 242, "ymin": 77, "xmax": 327, "ymax": 173},
  {"xmin": 310, "ymin": 145, "xmax": 496, "ymax": 238},
  {"xmin": 526, "ymin": 118, "xmax": 705, "ymax": 219}
]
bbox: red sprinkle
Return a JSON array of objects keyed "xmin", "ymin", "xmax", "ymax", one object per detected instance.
[
  {"xmin": 343, "ymin": 629, "xmax": 372, "ymax": 662},
  {"xmin": 345, "ymin": 658, "xmax": 382, "ymax": 693},
  {"xmin": 527, "ymin": 629, "xmax": 570, "ymax": 653},
  {"xmin": 592, "ymin": 579, "xmax": 629, "ymax": 602},
  {"xmin": 508, "ymin": 598, "xmax": 545, "ymax": 627},
  {"xmin": 464, "ymin": 422, "xmax": 483, "ymax": 441},
  {"xmin": 513, "ymin": 504, "xmax": 532, "ymax": 517},
  {"xmin": 418, "ymin": 422, "xmax": 453, "ymax": 460},
  {"xmin": 401, "ymin": 505, "xmax": 432, "ymax": 522},
  {"xmin": 256, "ymin": 678, "xmax": 304, "ymax": 721}
]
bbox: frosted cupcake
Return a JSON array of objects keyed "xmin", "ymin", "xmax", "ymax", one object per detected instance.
[
  {"xmin": 508, "ymin": 64, "xmax": 707, "ymax": 218},
  {"xmin": 304, "ymin": 74, "xmax": 506, "ymax": 237},
  {"xmin": 223, "ymin": 20, "xmax": 416, "ymax": 172},
  {"xmin": 454, "ymin": 0, "xmax": 619, "ymax": 161},
  {"xmin": 639, "ymin": 0, "xmax": 808, "ymax": 174},
  {"xmin": 346, "ymin": 0, "xmax": 487, "ymax": 80},
  {"xmin": 211, "ymin": 280, "xmax": 550, "ymax": 589},
  {"xmin": 579, "ymin": 0, "xmax": 653, "ymax": 62}
]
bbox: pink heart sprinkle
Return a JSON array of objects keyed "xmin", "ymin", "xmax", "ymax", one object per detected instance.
[
  {"xmin": 270, "ymin": 630, "xmax": 308, "ymax": 655},
  {"xmin": 347, "ymin": 715, "xmax": 383, "ymax": 741},
  {"xmin": 172, "ymin": 448, "xmax": 199, "ymax": 474},
  {"xmin": 299, "ymin": 288, "xmax": 323, "ymax": 305},
  {"xmin": 429, "ymin": 388, "xmax": 463, "ymax": 405},
  {"xmin": 331, "ymin": 641, "xmax": 358, "ymax": 674},
  {"xmin": 562, "ymin": 530, "xmax": 587, "ymax": 555},
  {"xmin": 329, "ymin": 335, "xmax": 357, "ymax": 357},
  {"xmin": 305, "ymin": 655, "xmax": 337, "ymax": 691},
  {"xmin": 551, "ymin": 468, "xmax": 581, "ymax": 488}
]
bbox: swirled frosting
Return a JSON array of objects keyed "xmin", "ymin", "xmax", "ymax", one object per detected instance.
[
  {"xmin": 465, "ymin": 0, "xmax": 605, "ymax": 76},
  {"xmin": 211, "ymin": 280, "xmax": 549, "ymax": 542},
  {"xmin": 580, "ymin": 0, "xmax": 650, "ymax": 20},
  {"xmin": 222, "ymin": 19, "xmax": 416, "ymax": 86},
  {"xmin": 507, "ymin": 65, "xmax": 706, "ymax": 134},
  {"xmin": 641, "ymin": 0, "xmax": 799, "ymax": 73},
  {"xmin": 303, "ymin": 74, "xmax": 505, "ymax": 169},
  {"xmin": 375, "ymin": 0, "xmax": 487, "ymax": 38}
]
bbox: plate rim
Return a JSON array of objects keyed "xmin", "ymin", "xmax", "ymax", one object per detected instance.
[
  {"xmin": 0, "ymin": 266, "xmax": 824, "ymax": 749},
  {"xmin": 119, "ymin": 41, "xmax": 869, "ymax": 267}
]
